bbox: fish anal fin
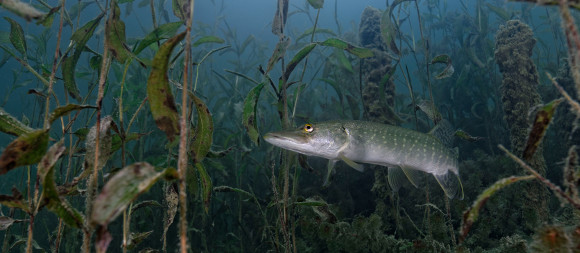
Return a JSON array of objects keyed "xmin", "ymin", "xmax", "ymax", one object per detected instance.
[
  {"xmin": 400, "ymin": 166, "xmax": 423, "ymax": 188},
  {"xmin": 339, "ymin": 154, "xmax": 364, "ymax": 172},
  {"xmin": 388, "ymin": 167, "xmax": 406, "ymax": 192},
  {"xmin": 323, "ymin": 160, "xmax": 337, "ymax": 187},
  {"xmin": 433, "ymin": 171, "xmax": 460, "ymax": 199}
]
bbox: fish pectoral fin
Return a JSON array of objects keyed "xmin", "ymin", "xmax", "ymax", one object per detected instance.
[
  {"xmin": 323, "ymin": 160, "xmax": 338, "ymax": 187},
  {"xmin": 388, "ymin": 167, "xmax": 406, "ymax": 192},
  {"xmin": 400, "ymin": 166, "xmax": 424, "ymax": 188},
  {"xmin": 433, "ymin": 171, "xmax": 461, "ymax": 199},
  {"xmin": 339, "ymin": 154, "xmax": 364, "ymax": 172}
]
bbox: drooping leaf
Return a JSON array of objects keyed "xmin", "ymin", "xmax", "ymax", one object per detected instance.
[
  {"xmin": 0, "ymin": 216, "xmax": 26, "ymax": 230},
  {"xmin": 431, "ymin": 54, "xmax": 454, "ymax": 79},
  {"xmin": 335, "ymin": 48, "xmax": 354, "ymax": 73},
  {"xmin": 38, "ymin": 140, "xmax": 85, "ymax": 228},
  {"xmin": 455, "ymin": 129, "xmax": 484, "ymax": 142},
  {"xmin": 0, "ymin": 188, "xmax": 29, "ymax": 213},
  {"xmin": 130, "ymin": 200, "xmax": 162, "ymax": 213},
  {"xmin": 318, "ymin": 38, "xmax": 373, "ymax": 58},
  {"xmin": 196, "ymin": 162, "xmax": 212, "ymax": 214},
  {"xmin": 0, "ymin": 107, "xmax": 33, "ymax": 137},
  {"xmin": 460, "ymin": 175, "xmax": 534, "ymax": 243},
  {"xmin": 4, "ymin": 17, "xmax": 26, "ymax": 57},
  {"xmin": 133, "ymin": 21, "xmax": 183, "ymax": 55},
  {"xmin": 193, "ymin": 35, "xmax": 225, "ymax": 47},
  {"xmin": 272, "ymin": 0, "xmax": 289, "ymax": 36},
  {"xmin": 242, "ymin": 82, "xmax": 265, "ymax": 146},
  {"xmin": 63, "ymin": 13, "xmax": 105, "ymax": 102},
  {"xmin": 239, "ymin": 34, "xmax": 255, "ymax": 54},
  {"xmin": 307, "ymin": 0, "xmax": 324, "ymax": 9},
  {"xmin": 206, "ymin": 147, "xmax": 235, "ymax": 158},
  {"xmin": 90, "ymin": 162, "xmax": 171, "ymax": 226},
  {"xmin": 36, "ymin": 6, "xmax": 60, "ymax": 27},
  {"xmin": 0, "ymin": 0, "xmax": 44, "ymax": 21},
  {"xmin": 49, "ymin": 104, "xmax": 96, "ymax": 124},
  {"xmin": 0, "ymin": 129, "xmax": 49, "ymax": 175},
  {"xmin": 523, "ymin": 98, "xmax": 564, "ymax": 160},
  {"xmin": 110, "ymin": 132, "xmax": 147, "ymax": 155},
  {"xmin": 380, "ymin": 0, "xmax": 412, "ymax": 54},
  {"xmin": 190, "ymin": 93, "xmax": 213, "ymax": 164},
  {"xmin": 266, "ymin": 36, "xmax": 291, "ymax": 74},
  {"xmin": 126, "ymin": 231, "xmax": 153, "ymax": 250},
  {"xmin": 214, "ymin": 185, "xmax": 254, "ymax": 199},
  {"xmin": 172, "ymin": 0, "xmax": 190, "ymax": 21},
  {"xmin": 105, "ymin": 0, "xmax": 130, "ymax": 63},
  {"xmin": 147, "ymin": 32, "xmax": 185, "ymax": 142},
  {"xmin": 282, "ymin": 43, "xmax": 317, "ymax": 81},
  {"xmin": 84, "ymin": 116, "xmax": 116, "ymax": 171}
]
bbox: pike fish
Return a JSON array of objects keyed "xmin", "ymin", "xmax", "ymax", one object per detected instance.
[{"xmin": 264, "ymin": 120, "xmax": 464, "ymax": 199}]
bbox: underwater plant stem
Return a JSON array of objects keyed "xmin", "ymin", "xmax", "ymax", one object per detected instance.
[
  {"xmin": 548, "ymin": 72, "xmax": 580, "ymax": 116},
  {"xmin": 119, "ymin": 60, "xmax": 130, "ymax": 253},
  {"xmin": 558, "ymin": 0, "xmax": 580, "ymax": 98},
  {"xmin": 177, "ymin": 0, "xmax": 195, "ymax": 252},
  {"xmin": 43, "ymin": 0, "xmax": 66, "ymax": 129},
  {"xmin": 498, "ymin": 145, "xmax": 580, "ymax": 210},
  {"xmin": 127, "ymin": 97, "xmax": 148, "ymax": 132},
  {"xmin": 444, "ymin": 196, "xmax": 457, "ymax": 248},
  {"xmin": 413, "ymin": 0, "xmax": 434, "ymax": 105}
]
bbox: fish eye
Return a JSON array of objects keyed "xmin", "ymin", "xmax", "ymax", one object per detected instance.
[{"xmin": 303, "ymin": 123, "xmax": 314, "ymax": 133}]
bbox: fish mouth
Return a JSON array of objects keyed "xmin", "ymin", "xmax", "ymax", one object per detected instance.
[{"xmin": 263, "ymin": 131, "xmax": 308, "ymax": 146}]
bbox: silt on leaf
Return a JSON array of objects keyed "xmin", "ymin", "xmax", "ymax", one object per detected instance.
[
  {"xmin": 0, "ymin": 129, "xmax": 49, "ymax": 175},
  {"xmin": 105, "ymin": 0, "xmax": 130, "ymax": 63},
  {"xmin": 523, "ymin": 98, "xmax": 564, "ymax": 161},
  {"xmin": 84, "ymin": 116, "xmax": 116, "ymax": 172},
  {"xmin": 272, "ymin": 0, "xmax": 289, "ymax": 36},
  {"xmin": 172, "ymin": 0, "xmax": 191, "ymax": 21},
  {"xmin": 0, "ymin": 107, "xmax": 34, "ymax": 137},
  {"xmin": 190, "ymin": 93, "xmax": 213, "ymax": 164},
  {"xmin": 196, "ymin": 162, "xmax": 212, "ymax": 214},
  {"xmin": 431, "ymin": 54, "xmax": 454, "ymax": 79},
  {"xmin": 147, "ymin": 32, "xmax": 185, "ymax": 142},
  {"xmin": 242, "ymin": 82, "xmax": 265, "ymax": 146}
]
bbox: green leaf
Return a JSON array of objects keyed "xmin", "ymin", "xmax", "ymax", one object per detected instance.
[
  {"xmin": 126, "ymin": 231, "xmax": 153, "ymax": 250},
  {"xmin": 130, "ymin": 200, "xmax": 162, "ymax": 213},
  {"xmin": 266, "ymin": 36, "xmax": 291, "ymax": 74},
  {"xmin": 61, "ymin": 55, "xmax": 82, "ymax": 101},
  {"xmin": 196, "ymin": 162, "xmax": 212, "ymax": 214},
  {"xmin": 38, "ymin": 140, "xmax": 85, "ymax": 228},
  {"xmin": 242, "ymin": 82, "xmax": 265, "ymax": 146},
  {"xmin": 147, "ymin": 32, "xmax": 185, "ymax": 142},
  {"xmin": 294, "ymin": 200, "xmax": 327, "ymax": 207},
  {"xmin": 486, "ymin": 3, "xmax": 511, "ymax": 21},
  {"xmin": 523, "ymin": 98, "xmax": 564, "ymax": 160},
  {"xmin": 193, "ymin": 35, "xmax": 225, "ymax": 47},
  {"xmin": 36, "ymin": 6, "xmax": 60, "ymax": 27},
  {"xmin": 133, "ymin": 21, "xmax": 183, "ymax": 55},
  {"xmin": 431, "ymin": 54, "xmax": 454, "ymax": 79},
  {"xmin": 454, "ymin": 130, "xmax": 484, "ymax": 142},
  {"xmin": 460, "ymin": 175, "xmax": 534, "ymax": 242},
  {"xmin": 90, "ymin": 162, "xmax": 169, "ymax": 226},
  {"xmin": 307, "ymin": 0, "xmax": 324, "ymax": 9},
  {"xmin": 283, "ymin": 43, "xmax": 317, "ymax": 81},
  {"xmin": 0, "ymin": 107, "xmax": 34, "ymax": 137},
  {"xmin": 0, "ymin": 129, "xmax": 49, "ymax": 175},
  {"xmin": 190, "ymin": 93, "xmax": 213, "ymax": 164},
  {"xmin": 106, "ymin": 0, "xmax": 130, "ymax": 63},
  {"xmin": 4, "ymin": 17, "xmax": 26, "ymax": 57},
  {"xmin": 431, "ymin": 54, "xmax": 451, "ymax": 64},
  {"xmin": 214, "ymin": 185, "xmax": 254, "ymax": 199},
  {"xmin": 297, "ymin": 27, "xmax": 336, "ymax": 41},
  {"xmin": 0, "ymin": 189, "xmax": 29, "ymax": 213},
  {"xmin": 0, "ymin": 0, "xmax": 44, "ymax": 21},
  {"xmin": 49, "ymin": 104, "xmax": 96, "ymax": 124},
  {"xmin": 335, "ymin": 48, "xmax": 354, "ymax": 73},
  {"xmin": 318, "ymin": 38, "xmax": 373, "ymax": 58}
]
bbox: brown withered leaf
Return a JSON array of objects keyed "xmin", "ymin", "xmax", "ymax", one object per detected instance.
[
  {"xmin": 523, "ymin": 98, "xmax": 563, "ymax": 160},
  {"xmin": 0, "ymin": 129, "xmax": 49, "ymax": 174}
]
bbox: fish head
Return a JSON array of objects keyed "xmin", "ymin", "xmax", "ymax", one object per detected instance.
[{"xmin": 263, "ymin": 122, "xmax": 348, "ymax": 159}]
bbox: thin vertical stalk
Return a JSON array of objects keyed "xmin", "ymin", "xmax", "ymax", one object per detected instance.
[
  {"xmin": 413, "ymin": 0, "xmax": 434, "ymax": 104},
  {"xmin": 119, "ymin": 60, "xmax": 131, "ymax": 253},
  {"xmin": 178, "ymin": 1, "xmax": 195, "ymax": 252}
]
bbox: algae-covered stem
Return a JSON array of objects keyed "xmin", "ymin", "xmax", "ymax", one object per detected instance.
[
  {"xmin": 178, "ymin": 0, "xmax": 196, "ymax": 252},
  {"xmin": 413, "ymin": 0, "xmax": 434, "ymax": 108}
]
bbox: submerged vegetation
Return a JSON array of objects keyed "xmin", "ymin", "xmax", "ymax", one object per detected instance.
[{"xmin": 0, "ymin": 0, "xmax": 579, "ymax": 252}]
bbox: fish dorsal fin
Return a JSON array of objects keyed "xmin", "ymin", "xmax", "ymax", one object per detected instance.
[
  {"xmin": 400, "ymin": 166, "xmax": 423, "ymax": 188},
  {"xmin": 433, "ymin": 171, "xmax": 463, "ymax": 199},
  {"xmin": 339, "ymin": 154, "xmax": 364, "ymax": 172},
  {"xmin": 323, "ymin": 160, "xmax": 337, "ymax": 187},
  {"xmin": 388, "ymin": 167, "xmax": 406, "ymax": 192},
  {"xmin": 428, "ymin": 119, "xmax": 455, "ymax": 148}
]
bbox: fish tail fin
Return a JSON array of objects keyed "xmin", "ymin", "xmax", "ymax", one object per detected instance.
[{"xmin": 433, "ymin": 171, "xmax": 463, "ymax": 199}]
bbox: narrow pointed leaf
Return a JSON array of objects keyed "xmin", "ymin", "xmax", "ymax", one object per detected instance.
[
  {"xmin": 126, "ymin": 231, "xmax": 153, "ymax": 250},
  {"xmin": 242, "ymin": 82, "xmax": 265, "ymax": 146},
  {"xmin": 196, "ymin": 162, "xmax": 212, "ymax": 214},
  {"xmin": 272, "ymin": 0, "xmax": 289, "ymax": 36},
  {"xmin": 0, "ymin": 189, "xmax": 29, "ymax": 213},
  {"xmin": 133, "ymin": 21, "xmax": 183, "ymax": 55},
  {"xmin": 38, "ymin": 140, "xmax": 85, "ymax": 228},
  {"xmin": 214, "ymin": 186, "xmax": 254, "ymax": 198},
  {"xmin": 380, "ymin": 0, "xmax": 412, "ymax": 54},
  {"xmin": 297, "ymin": 27, "xmax": 335, "ymax": 41},
  {"xmin": 460, "ymin": 175, "xmax": 534, "ymax": 242},
  {"xmin": 0, "ymin": 0, "xmax": 44, "ymax": 21},
  {"xmin": 318, "ymin": 38, "xmax": 373, "ymax": 58},
  {"xmin": 0, "ymin": 129, "xmax": 49, "ymax": 174},
  {"xmin": 432, "ymin": 54, "xmax": 454, "ymax": 79},
  {"xmin": 147, "ymin": 32, "xmax": 185, "ymax": 142},
  {"xmin": 318, "ymin": 78, "xmax": 343, "ymax": 104},
  {"xmin": 106, "ymin": 0, "xmax": 130, "ymax": 63},
  {"xmin": 266, "ymin": 36, "xmax": 291, "ymax": 74},
  {"xmin": 49, "ymin": 104, "xmax": 96, "ymax": 124},
  {"xmin": 193, "ymin": 35, "xmax": 225, "ymax": 47},
  {"xmin": 307, "ymin": 0, "xmax": 324, "ymax": 9},
  {"xmin": 4, "ymin": 17, "xmax": 26, "ymax": 56},
  {"xmin": 283, "ymin": 43, "xmax": 316, "ymax": 81},
  {"xmin": 130, "ymin": 200, "xmax": 162, "ymax": 213},
  {"xmin": 335, "ymin": 48, "xmax": 354, "ymax": 73},
  {"xmin": 0, "ymin": 216, "xmax": 26, "ymax": 230},
  {"xmin": 36, "ymin": 6, "xmax": 60, "ymax": 27},
  {"xmin": 190, "ymin": 93, "xmax": 213, "ymax": 163},
  {"xmin": 90, "ymin": 162, "xmax": 169, "ymax": 226},
  {"xmin": 61, "ymin": 55, "xmax": 82, "ymax": 101},
  {"xmin": 0, "ymin": 107, "xmax": 33, "ymax": 137},
  {"xmin": 523, "ymin": 98, "xmax": 564, "ymax": 160}
]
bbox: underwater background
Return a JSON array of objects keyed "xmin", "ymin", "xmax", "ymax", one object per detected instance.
[{"xmin": 0, "ymin": 0, "xmax": 579, "ymax": 252}]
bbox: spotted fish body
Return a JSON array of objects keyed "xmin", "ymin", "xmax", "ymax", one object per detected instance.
[{"xmin": 264, "ymin": 120, "xmax": 463, "ymax": 199}]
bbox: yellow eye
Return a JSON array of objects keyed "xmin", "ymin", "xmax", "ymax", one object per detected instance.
[{"xmin": 303, "ymin": 123, "xmax": 314, "ymax": 133}]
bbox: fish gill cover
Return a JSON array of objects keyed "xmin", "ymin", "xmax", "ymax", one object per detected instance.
[{"xmin": 0, "ymin": 0, "xmax": 579, "ymax": 252}]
